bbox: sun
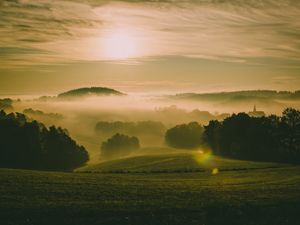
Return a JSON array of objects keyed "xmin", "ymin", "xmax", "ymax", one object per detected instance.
[{"xmin": 102, "ymin": 29, "xmax": 138, "ymax": 60}]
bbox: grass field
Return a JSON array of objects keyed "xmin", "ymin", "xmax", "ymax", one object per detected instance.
[
  {"xmin": 78, "ymin": 151, "xmax": 286, "ymax": 173},
  {"xmin": 1, "ymin": 153, "xmax": 300, "ymax": 225}
]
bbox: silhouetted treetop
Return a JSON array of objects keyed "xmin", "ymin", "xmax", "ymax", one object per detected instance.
[
  {"xmin": 0, "ymin": 98, "xmax": 13, "ymax": 111},
  {"xmin": 165, "ymin": 122, "xmax": 204, "ymax": 149},
  {"xmin": 23, "ymin": 108, "xmax": 64, "ymax": 120},
  {"xmin": 204, "ymin": 108, "xmax": 300, "ymax": 164},
  {"xmin": 0, "ymin": 110, "xmax": 89, "ymax": 171},
  {"xmin": 101, "ymin": 133, "xmax": 140, "ymax": 160}
]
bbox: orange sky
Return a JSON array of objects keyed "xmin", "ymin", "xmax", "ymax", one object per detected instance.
[{"xmin": 0, "ymin": 0, "xmax": 300, "ymax": 95}]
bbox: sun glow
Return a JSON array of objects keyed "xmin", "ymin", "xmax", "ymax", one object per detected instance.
[{"xmin": 102, "ymin": 29, "xmax": 139, "ymax": 60}]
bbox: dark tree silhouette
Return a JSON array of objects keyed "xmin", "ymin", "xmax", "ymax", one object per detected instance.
[
  {"xmin": 165, "ymin": 122, "xmax": 204, "ymax": 149},
  {"xmin": 23, "ymin": 108, "xmax": 63, "ymax": 120},
  {"xmin": 0, "ymin": 111, "xmax": 89, "ymax": 171},
  {"xmin": 101, "ymin": 133, "xmax": 140, "ymax": 159},
  {"xmin": 204, "ymin": 108, "xmax": 300, "ymax": 164},
  {"xmin": 0, "ymin": 98, "xmax": 13, "ymax": 111}
]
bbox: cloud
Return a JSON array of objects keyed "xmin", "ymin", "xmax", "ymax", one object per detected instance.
[
  {"xmin": 272, "ymin": 76, "xmax": 298, "ymax": 84},
  {"xmin": 1, "ymin": 0, "xmax": 300, "ymax": 68}
]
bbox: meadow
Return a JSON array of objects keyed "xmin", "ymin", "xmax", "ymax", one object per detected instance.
[{"xmin": 1, "ymin": 152, "xmax": 300, "ymax": 225}]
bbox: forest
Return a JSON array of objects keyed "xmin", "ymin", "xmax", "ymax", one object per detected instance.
[
  {"xmin": 1, "ymin": 91, "xmax": 300, "ymax": 170},
  {"xmin": 0, "ymin": 110, "xmax": 89, "ymax": 171},
  {"xmin": 204, "ymin": 108, "xmax": 300, "ymax": 164}
]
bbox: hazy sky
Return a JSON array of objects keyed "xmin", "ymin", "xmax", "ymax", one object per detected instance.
[{"xmin": 1, "ymin": 0, "xmax": 300, "ymax": 95}]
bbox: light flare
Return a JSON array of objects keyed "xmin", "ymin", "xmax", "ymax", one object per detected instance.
[
  {"xmin": 212, "ymin": 168, "xmax": 219, "ymax": 175},
  {"xmin": 193, "ymin": 149, "xmax": 213, "ymax": 166}
]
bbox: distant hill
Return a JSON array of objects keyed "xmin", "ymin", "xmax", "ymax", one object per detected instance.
[
  {"xmin": 57, "ymin": 87, "xmax": 126, "ymax": 99},
  {"xmin": 170, "ymin": 90, "xmax": 300, "ymax": 102}
]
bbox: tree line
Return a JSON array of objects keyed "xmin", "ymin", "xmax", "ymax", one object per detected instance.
[
  {"xmin": 1, "ymin": 107, "xmax": 299, "ymax": 169},
  {"xmin": 0, "ymin": 110, "xmax": 89, "ymax": 171},
  {"xmin": 204, "ymin": 108, "xmax": 300, "ymax": 164},
  {"xmin": 99, "ymin": 108, "xmax": 300, "ymax": 164}
]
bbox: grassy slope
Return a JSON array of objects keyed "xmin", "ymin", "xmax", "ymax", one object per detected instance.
[
  {"xmin": 78, "ymin": 151, "xmax": 285, "ymax": 173},
  {"xmin": 1, "ymin": 153, "xmax": 300, "ymax": 225}
]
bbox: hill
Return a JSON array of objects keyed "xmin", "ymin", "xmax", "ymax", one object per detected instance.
[
  {"xmin": 1, "ymin": 160, "xmax": 299, "ymax": 225},
  {"xmin": 57, "ymin": 87, "xmax": 126, "ymax": 99},
  {"xmin": 170, "ymin": 90, "xmax": 300, "ymax": 102},
  {"xmin": 167, "ymin": 90, "xmax": 300, "ymax": 109},
  {"xmin": 78, "ymin": 151, "xmax": 285, "ymax": 173}
]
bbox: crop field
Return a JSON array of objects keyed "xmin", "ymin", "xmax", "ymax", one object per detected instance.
[{"xmin": 1, "ymin": 153, "xmax": 300, "ymax": 225}]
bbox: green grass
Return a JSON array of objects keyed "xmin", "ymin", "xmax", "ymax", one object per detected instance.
[
  {"xmin": 0, "ymin": 154, "xmax": 300, "ymax": 225},
  {"xmin": 78, "ymin": 151, "xmax": 285, "ymax": 173}
]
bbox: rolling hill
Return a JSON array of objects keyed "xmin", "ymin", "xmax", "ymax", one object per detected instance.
[
  {"xmin": 1, "ymin": 158, "xmax": 299, "ymax": 225},
  {"xmin": 57, "ymin": 87, "xmax": 126, "ymax": 99},
  {"xmin": 77, "ymin": 151, "xmax": 285, "ymax": 173},
  {"xmin": 170, "ymin": 90, "xmax": 300, "ymax": 102}
]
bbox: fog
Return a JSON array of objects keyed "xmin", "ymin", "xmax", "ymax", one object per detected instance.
[{"xmin": 4, "ymin": 91, "xmax": 299, "ymax": 163}]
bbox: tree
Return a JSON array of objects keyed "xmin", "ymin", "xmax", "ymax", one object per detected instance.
[
  {"xmin": 280, "ymin": 108, "xmax": 300, "ymax": 161},
  {"xmin": 282, "ymin": 108, "xmax": 300, "ymax": 129},
  {"xmin": 101, "ymin": 133, "xmax": 140, "ymax": 159},
  {"xmin": 203, "ymin": 120, "xmax": 221, "ymax": 154},
  {"xmin": 0, "ymin": 111, "xmax": 89, "ymax": 171},
  {"xmin": 165, "ymin": 122, "xmax": 204, "ymax": 149},
  {"xmin": 204, "ymin": 108, "xmax": 300, "ymax": 164},
  {"xmin": 0, "ymin": 98, "xmax": 13, "ymax": 111}
]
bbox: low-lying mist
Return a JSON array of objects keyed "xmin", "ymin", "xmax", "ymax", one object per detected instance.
[{"xmin": 5, "ymin": 90, "xmax": 299, "ymax": 164}]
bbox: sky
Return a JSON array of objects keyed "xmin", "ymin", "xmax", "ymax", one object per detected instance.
[{"xmin": 0, "ymin": 0, "xmax": 300, "ymax": 95}]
